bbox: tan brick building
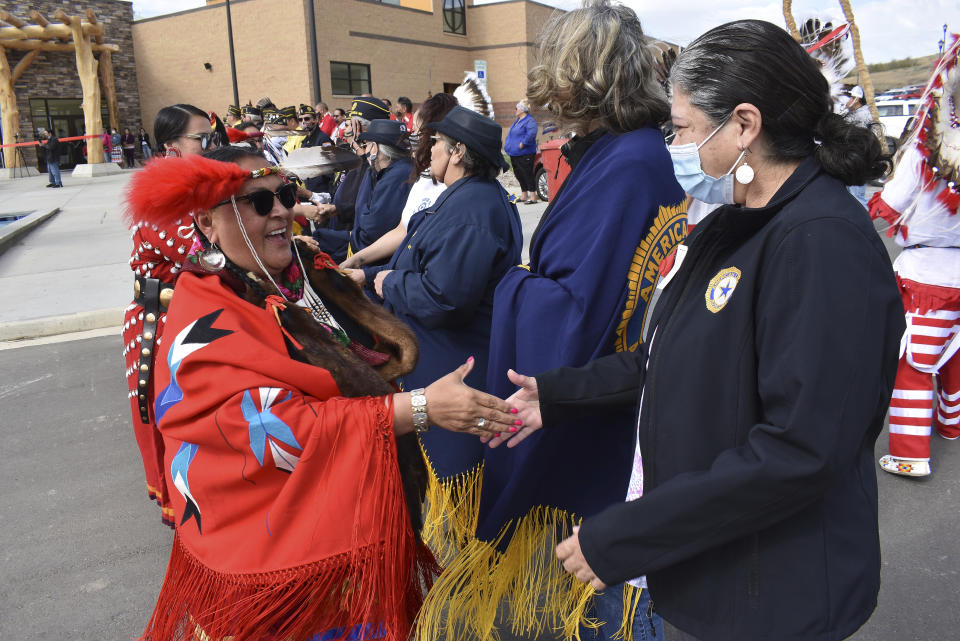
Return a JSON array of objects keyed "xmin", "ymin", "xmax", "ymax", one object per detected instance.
[{"xmin": 133, "ymin": 0, "xmax": 561, "ymax": 131}]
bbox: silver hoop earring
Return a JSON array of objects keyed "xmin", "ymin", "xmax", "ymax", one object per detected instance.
[{"xmin": 199, "ymin": 242, "xmax": 226, "ymax": 272}]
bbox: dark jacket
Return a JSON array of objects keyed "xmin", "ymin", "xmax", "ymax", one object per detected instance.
[
  {"xmin": 314, "ymin": 158, "xmax": 412, "ymax": 263},
  {"xmin": 536, "ymin": 157, "xmax": 904, "ymax": 641},
  {"xmin": 375, "ymin": 175, "xmax": 522, "ymax": 476},
  {"xmin": 42, "ymin": 134, "xmax": 61, "ymax": 163}
]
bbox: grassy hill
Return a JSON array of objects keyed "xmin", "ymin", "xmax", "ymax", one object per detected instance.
[{"xmin": 844, "ymin": 53, "xmax": 939, "ymax": 92}]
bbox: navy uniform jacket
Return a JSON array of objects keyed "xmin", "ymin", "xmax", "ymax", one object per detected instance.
[
  {"xmin": 314, "ymin": 158, "xmax": 412, "ymax": 262},
  {"xmin": 379, "ymin": 175, "xmax": 522, "ymax": 476},
  {"xmin": 537, "ymin": 157, "xmax": 904, "ymax": 641}
]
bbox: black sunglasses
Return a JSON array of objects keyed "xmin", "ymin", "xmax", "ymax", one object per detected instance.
[{"xmin": 216, "ymin": 182, "xmax": 298, "ymax": 216}]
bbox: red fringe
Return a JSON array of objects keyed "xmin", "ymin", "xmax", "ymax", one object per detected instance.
[
  {"xmin": 140, "ymin": 397, "xmax": 440, "ymax": 641},
  {"xmin": 937, "ymin": 186, "xmax": 960, "ymax": 213},
  {"xmin": 314, "ymin": 252, "xmax": 340, "ymax": 271},
  {"xmin": 124, "ymin": 155, "xmax": 251, "ymax": 229},
  {"xmin": 898, "ymin": 276, "xmax": 960, "ymax": 315},
  {"xmin": 868, "ymin": 192, "xmax": 902, "ymax": 238}
]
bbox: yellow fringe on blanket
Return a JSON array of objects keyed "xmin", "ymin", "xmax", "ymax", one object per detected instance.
[
  {"xmin": 418, "ymin": 440, "xmax": 484, "ymax": 568},
  {"xmin": 615, "ymin": 583, "xmax": 645, "ymax": 640},
  {"xmin": 414, "ymin": 505, "xmax": 631, "ymax": 641}
]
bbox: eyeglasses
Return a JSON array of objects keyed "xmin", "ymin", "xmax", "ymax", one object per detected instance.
[
  {"xmin": 299, "ymin": 116, "xmax": 316, "ymax": 122},
  {"xmin": 215, "ymin": 182, "xmax": 298, "ymax": 216},
  {"xmin": 181, "ymin": 132, "xmax": 214, "ymax": 150}
]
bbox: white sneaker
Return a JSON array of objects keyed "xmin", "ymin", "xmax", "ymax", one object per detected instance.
[{"xmin": 878, "ymin": 455, "xmax": 931, "ymax": 477}]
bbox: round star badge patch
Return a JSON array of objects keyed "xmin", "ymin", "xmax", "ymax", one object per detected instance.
[{"xmin": 705, "ymin": 267, "xmax": 742, "ymax": 313}]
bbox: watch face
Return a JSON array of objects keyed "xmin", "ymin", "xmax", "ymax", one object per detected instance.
[{"xmin": 412, "ymin": 393, "xmax": 427, "ymax": 407}]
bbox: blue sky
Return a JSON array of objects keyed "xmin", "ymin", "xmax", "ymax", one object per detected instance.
[{"xmin": 132, "ymin": 0, "xmax": 959, "ymax": 63}]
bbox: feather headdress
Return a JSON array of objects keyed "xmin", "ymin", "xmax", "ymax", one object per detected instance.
[
  {"xmin": 123, "ymin": 155, "xmax": 273, "ymax": 229},
  {"xmin": 454, "ymin": 72, "xmax": 495, "ymax": 119},
  {"xmin": 800, "ymin": 16, "xmax": 855, "ymax": 106}
]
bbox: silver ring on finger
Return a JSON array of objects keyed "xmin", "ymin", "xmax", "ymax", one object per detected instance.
[{"xmin": 476, "ymin": 418, "xmax": 486, "ymax": 429}]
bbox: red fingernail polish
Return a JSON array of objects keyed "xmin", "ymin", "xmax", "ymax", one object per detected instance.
[
  {"xmin": 510, "ymin": 408, "xmax": 519, "ymax": 414},
  {"xmin": 495, "ymin": 432, "xmax": 501, "ymax": 437},
  {"xmin": 467, "ymin": 356, "xmax": 475, "ymax": 363},
  {"xmin": 514, "ymin": 419, "xmax": 523, "ymax": 426},
  {"xmin": 510, "ymin": 427, "xmax": 518, "ymax": 433}
]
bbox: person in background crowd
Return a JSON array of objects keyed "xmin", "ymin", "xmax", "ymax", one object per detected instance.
[
  {"xmin": 238, "ymin": 120, "xmax": 265, "ymax": 152},
  {"xmin": 241, "ymin": 104, "xmax": 263, "ymax": 127},
  {"xmin": 340, "ymin": 93, "xmax": 457, "ymax": 276},
  {"xmin": 426, "ymin": 3, "xmax": 683, "ymax": 639},
  {"xmin": 123, "ymin": 102, "xmax": 219, "ymax": 529},
  {"xmin": 291, "ymin": 103, "xmax": 335, "ymax": 200},
  {"xmin": 497, "ymin": 18, "xmax": 898, "ymax": 641},
  {"xmin": 383, "ymin": 97, "xmax": 393, "ymax": 118},
  {"xmin": 111, "ymin": 128, "xmax": 123, "ymax": 165},
  {"xmin": 138, "ymin": 126, "xmax": 153, "ymax": 161},
  {"xmin": 871, "ymin": 36, "xmax": 960, "ymax": 479},
  {"xmin": 225, "ymin": 104, "xmax": 242, "ymax": 127},
  {"xmin": 312, "ymin": 97, "xmax": 392, "ymax": 260},
  {"xmin": 313, "ymin": 119, "xmax": 413, "ymax": 262},
  {"xmin": 316, "ymin": 101, "xmax": 337, "ymax": 137},
  {"xmin": 396, "ymin": 96, "xmax": 415, "ymax": 131},
  {"xmin": 121, "ymin": 127, "xmax": 137, "ymax": 168},
  {"xmin": 504, "ymin": 100, "xmax": 539, "ymax": 204},
  {"xmin": 101, "ymin": 129, "xmax": 112, "ymax": 164},
  {"xmin": 39, "ymin": 128, "xmax": 63, "ymax": 188},
  {"xmin": 332, "ymin": 108, "xmax": 348, "ymax": 143},
  {"xmin": 842, "ymin": 85, "xmax": 873, "ymax": 207},
  {"xmin": 364, "ymin": 108, "xmax": 523, "ymax": 579}
]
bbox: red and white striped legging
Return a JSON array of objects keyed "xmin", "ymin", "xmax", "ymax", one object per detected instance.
[{"xmin": 888, "ymin": 279, "xmax": 960, "ymax": 460}]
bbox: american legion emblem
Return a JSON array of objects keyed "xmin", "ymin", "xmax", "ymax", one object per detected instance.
[
  {"xmin": 615, "ymin": 203, "xmax": 688, "ymax": 352},
  {"xmin": 705, "ymin": 267, "xmax": 742, "ymax": 313}
]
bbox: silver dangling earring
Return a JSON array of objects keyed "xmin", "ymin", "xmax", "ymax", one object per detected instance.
[
  {"xmin": 735, "ymin": 147, "xmax": 755, "ymax": 185},
  {"xmin": 199, "ymin": 242, "xmax": 226, "ymax": 272}
]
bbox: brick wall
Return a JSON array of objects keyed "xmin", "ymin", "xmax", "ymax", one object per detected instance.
[
  {"xmin": 4, "ymin": 0, "xmax": 141, "ymax": 166},
  {"xmin": 133, "ymin": 0, "xmax": 562, "ymax": 141}
]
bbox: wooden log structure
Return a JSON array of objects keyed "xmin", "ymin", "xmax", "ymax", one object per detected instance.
[
  {"xmin": 0, "ymin": 46, "xmax": 21, "ymax": 169},
  {"xmin": 66, "ymin": 14, "xmax": 104, "ymax": 163},
  {"xmin": 0, "ymin": 7, "xmax": 119, "ymax": 168}
]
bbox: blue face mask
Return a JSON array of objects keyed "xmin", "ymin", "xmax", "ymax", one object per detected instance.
[{"xmin": 668, "ymin": 116, "xmax": 747, "ymax": 205}]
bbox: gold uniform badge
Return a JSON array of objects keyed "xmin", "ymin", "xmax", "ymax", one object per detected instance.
[{"xmin": 705, "ymin": 267, "xmax": 742, "ymax": 313}]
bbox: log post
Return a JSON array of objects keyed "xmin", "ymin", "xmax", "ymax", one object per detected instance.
[
  {"xmin": 0, "ymin": 46, "xmax": 23, "ymax": 168},
  {"xmin": 782, "ymin": 1, "xmax": 801, "ymax": 42},
  {"xmin": 99, "ymin": 51, "xmax": 119, "ymax": 133},
  {"xmin": 67, "ymin": 15, "xmax": 104, "ymax": 163},
  {"xmin": 11, "ymin": 49, "xmax": 39, "ymax": 83}
]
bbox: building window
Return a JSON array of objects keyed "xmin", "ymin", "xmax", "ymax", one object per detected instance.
[
  {"xmin": 443, "ymin": 0, "xmax": 466, "ymax": 35},
  {"xmin": 330, "ymin": 61, "xmax": 371, "ymax": 96}
]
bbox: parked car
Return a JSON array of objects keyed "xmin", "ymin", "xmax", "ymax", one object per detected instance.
[
  {"xmin": 875, "ymin": 97, "xmax": 923, "ymax": 150},
  {"xmin": 533, "ymin": 137, "xmax": 571, "ymax": 203}
]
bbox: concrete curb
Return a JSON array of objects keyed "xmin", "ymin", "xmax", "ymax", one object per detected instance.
[
  {"xmin": 0, "ymin": 207, "xmax": 60, "ymax": 254},
  {"xmin": 0, "ymin": 307, "xmax": 124, "ymax": 342}
]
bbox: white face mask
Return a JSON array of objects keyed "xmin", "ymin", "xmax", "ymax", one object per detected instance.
[{"xmin": 668, "ymin": 115, "xmax": 747, "ymax": 205}]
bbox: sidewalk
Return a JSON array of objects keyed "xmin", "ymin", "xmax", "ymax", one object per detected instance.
[
  {"xmin": 0, "ymin": 171, "xmax": 135, "ymax": 341},
  {"xmin": 0, "ymin": 168, "xmax": 546, "ymax": 343}
]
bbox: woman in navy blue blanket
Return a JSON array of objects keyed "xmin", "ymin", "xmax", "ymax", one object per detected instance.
[
  {"xmin": 366, "ymin": 106, "xmax": 523, "ymax": 566},
  {"xmin": 414, "ymin": 3, "xmax": 687, "ymax": 641}
]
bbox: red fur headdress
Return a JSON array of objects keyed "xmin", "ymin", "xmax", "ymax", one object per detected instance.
[{"xmin": 123, "ymin": 154, "xmax": 263, "ymax": 229}]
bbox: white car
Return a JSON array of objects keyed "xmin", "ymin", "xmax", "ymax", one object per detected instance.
[{"xmin": 875, "ymin": 98, "xmax": 923, "ymax": 145}]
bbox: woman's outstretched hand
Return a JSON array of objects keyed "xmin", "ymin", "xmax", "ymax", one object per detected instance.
[
  {"xmin": 481, "ymin": 369, "xmax": 542, "ymax": 448},
  {"xmin": 424, "ymin": 358, "xmax": 519, "ymax": 436}
]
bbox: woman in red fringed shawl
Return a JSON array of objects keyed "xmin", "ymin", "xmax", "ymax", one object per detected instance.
[
  {"xmin": 125, "ymin": 145, "xmax": 518, "ymax": 641},
  {"xmin": 123, "ymin": 103, "xmax": 223, "ymax": 528}
]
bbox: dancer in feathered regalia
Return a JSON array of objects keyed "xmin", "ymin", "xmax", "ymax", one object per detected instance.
[{"xmin": 872, "ymin": 36, "xmax": 960, "ymax": 477}]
